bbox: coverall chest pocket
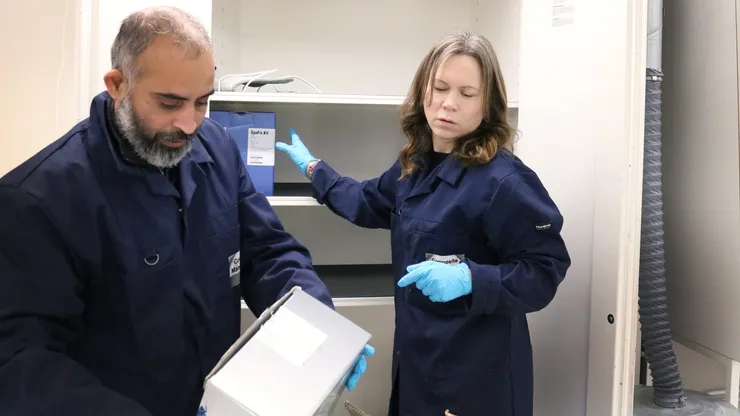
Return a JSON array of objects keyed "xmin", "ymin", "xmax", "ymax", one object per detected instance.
[
  {"xmin": 406, "ymin": 226, "xmax": 471, "ymax": 316},
  {"xmin": 201, "ymin": 206, "xmax": 241, "ymax": 290},
  {"xmin": 195, "ymin": 206, "xmax": 242, "ymax": 372},
  {"xmin": 122, "ymin": 242, "xmax": 184, "ymax": 379}
]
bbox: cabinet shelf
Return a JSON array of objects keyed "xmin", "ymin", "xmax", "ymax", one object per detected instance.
[
  {"xmin": 210, "ymin": 91, "xmax": 519, "ymax": 108},
  {"xmin": 267, "ymin": 196, "xmax": 319, "ymax": 206},
  {"xmin": 210, "ymin": 91, "xmax": 405, "ymax": 106},
  {"xmin": 266, "ymin": 183, "xmax": 319, "ymax": 206}
]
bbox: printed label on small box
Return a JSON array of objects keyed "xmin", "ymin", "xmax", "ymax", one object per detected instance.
[{"xmin": 247, "ymin": 128, "xmax": 275, "ymax": 167}]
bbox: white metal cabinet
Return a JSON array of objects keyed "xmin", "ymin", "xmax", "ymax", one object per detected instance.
[{"xmin": 516, "ymin": 2, "xmax": 647, "ymax": 414}]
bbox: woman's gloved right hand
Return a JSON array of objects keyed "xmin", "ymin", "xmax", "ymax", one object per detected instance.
[{"xmin": 275, "ymin": 128, "xmax": 319, "ymax": 177}]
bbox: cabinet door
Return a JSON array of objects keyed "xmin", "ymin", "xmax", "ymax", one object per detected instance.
[
  {"xmin": 516, "ymin": 1, "xmax": 647, "ymax": 415},
  {"xmin": 76, "ymin": 0, "xmax": 213, "ymax": 121}
]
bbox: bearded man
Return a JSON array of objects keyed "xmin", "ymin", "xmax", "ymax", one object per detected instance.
[{"xmin": 0, "ymin": 6, "xmax": 371, "ymax": 416}]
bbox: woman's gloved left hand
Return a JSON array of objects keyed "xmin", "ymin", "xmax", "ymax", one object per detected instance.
[
  {"xmin": 346, "ymin": 344, "xmax": 375, "ymax": 391},
  {"xmin": 397, "ymin": 260, "xmax": 472, "ymax": 302},
  {"xmin": 275, "ymin": 128, "xmax": 319, "ymax": 176}
]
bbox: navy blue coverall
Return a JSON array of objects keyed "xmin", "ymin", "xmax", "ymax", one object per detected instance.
[
  {"xmin": 309, "ymin": 150, "xmax": 571, "ymax": 416},
  {"xmin": 0, "ymin": 92, "xmax": 332, "ymax": 416}
]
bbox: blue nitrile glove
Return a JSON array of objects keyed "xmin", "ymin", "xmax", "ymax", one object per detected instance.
[
  {"xmin": 397, "ymin": 260, "xmax": 472, "ymax": 302},
  {"xmin": 275, "ymin": 128, "xmax": 319, "ymax": 176},
  {"xmin": 346, "ymin": 344, "xmax": 375, "ymax": 391}
]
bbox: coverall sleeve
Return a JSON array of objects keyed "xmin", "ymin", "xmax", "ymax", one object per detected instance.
[
  {"xmin": 467, "ymin": 172, "xmax": 571, "ymax": 315},
  {"xmin": 235, "ymin": 157, "xmax": 334, "ymax": 315},
  {"xmin": 309, "ymin": 159, "xmax": 400, "ymax": 230},
  {"xmin": 0, "ymin": 186, "xmax": 153, "ymax": 416}
]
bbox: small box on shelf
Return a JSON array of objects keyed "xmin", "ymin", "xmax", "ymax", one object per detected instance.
[{"xmin": 209, "ymin": 110, "xmax": 276, "ymax": 196}]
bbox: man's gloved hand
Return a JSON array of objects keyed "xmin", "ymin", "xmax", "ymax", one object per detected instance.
[
  {"xmin": 346, "ymin": 344, "xmax": 375, "ymax": 391},
  {"xmin": 275, "ymin": 128, "xmax": 319, "ymax": 176},
  {"xmin": 397, "ymin": 261, "xmax": 472, "ymax": 302}
]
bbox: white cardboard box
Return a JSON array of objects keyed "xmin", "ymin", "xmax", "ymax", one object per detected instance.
[{"xmin": 200, "ymin": 286, "xmax": 372, "ymax": 416}]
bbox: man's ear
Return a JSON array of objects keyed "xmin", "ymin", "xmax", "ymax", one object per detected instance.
[{"xmin": 103, "ymin": 69, "xmax": 127, "ymax": 100}]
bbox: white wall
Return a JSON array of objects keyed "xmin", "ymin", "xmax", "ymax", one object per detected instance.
[{"xmin": 0, "ymin": 0, "xmax": 79, "ymax": 176}]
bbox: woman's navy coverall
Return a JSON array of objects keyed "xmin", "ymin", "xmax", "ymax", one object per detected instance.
[{"xmin": 310, "ymin": 150, "xmax": 571, "ymax": 416}]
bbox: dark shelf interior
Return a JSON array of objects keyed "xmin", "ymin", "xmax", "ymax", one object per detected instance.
[
  {"xmin": 273, "ymin": 182, "xmax": 314, "ymax": 197},
  {"xmin": 315, "ymin": 264, "xmax": 394, "ymax": 297}
]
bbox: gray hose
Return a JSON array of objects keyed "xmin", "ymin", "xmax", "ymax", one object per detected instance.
[{"xmin": 638, "ymin": 67, "xmax": 686, "ymax": 408}]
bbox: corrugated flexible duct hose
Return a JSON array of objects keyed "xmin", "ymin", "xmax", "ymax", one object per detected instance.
[
  {"xmin": 633, "ymin": 71, "xmax": 739, "ymax": 415},
  {"xmin": 638, "ymin": 67, "xmax": 686, "ymax": 409},
  {"xmin": 634, "ymin": 2, "xmax": 740, "ymax": 413}
]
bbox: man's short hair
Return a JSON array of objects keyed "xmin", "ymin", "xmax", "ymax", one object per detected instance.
[{"xmin": 111, "ymin": 6, "xmax": 212, "ymax": 81}]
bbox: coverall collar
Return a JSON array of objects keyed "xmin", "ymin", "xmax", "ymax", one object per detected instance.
[
  {"xmin": 407, "ymin": 152, "xmax": 466, "ymax": 200},
  {"xmin": 428, "ymin": 147, "xmax": 519, "ymax": 186},
  {"xmin": 433, "ymin": 152, "xmax": 465, "ymax": 186}
]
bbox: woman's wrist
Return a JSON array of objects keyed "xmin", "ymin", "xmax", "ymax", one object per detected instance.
[{"xmin": 306, "ymin": 159, "xmax": 320, "ymax": 178}]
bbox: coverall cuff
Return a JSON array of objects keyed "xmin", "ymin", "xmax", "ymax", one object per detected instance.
[
  {"xmin": 310, "ymin": 161, "xmax": 341, "ymax": 204},
  {"xmin": 467, "ymin": 259, "xmax": 502, "ymax": 315}
]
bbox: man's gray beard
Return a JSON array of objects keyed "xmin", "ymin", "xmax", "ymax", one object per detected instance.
[{"xmin": 114, "ymin": 94, "xmax": 194, "ymax": 169}]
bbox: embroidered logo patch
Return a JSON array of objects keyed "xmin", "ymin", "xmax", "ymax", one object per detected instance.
[
  {"xmin": 535, "ymin": 223, "xmax": 552, "ymax": 231},
  {"xmin": 425, "ymin": 253, "xmax": 466, "ymax": 265},
  {"xmin": 228, "ymin": 251, "xmax": 241, "ymax": 287}
]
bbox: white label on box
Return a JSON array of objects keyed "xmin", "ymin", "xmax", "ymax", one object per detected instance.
[
  {"xmin": 247, "ymin": 128, "xmax": 275, "ymax": 166},
  {"xmin": 253, "ymin": 307, "xmax": 327, "ymax": 367}
]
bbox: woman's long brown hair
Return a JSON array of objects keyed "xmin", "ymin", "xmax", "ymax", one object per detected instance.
[{"xmin": 397, "ymin": 31, "xmax": 515, "ymax": 178}]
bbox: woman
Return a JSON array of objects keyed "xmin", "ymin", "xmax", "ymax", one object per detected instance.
[{"xmin": 276, "ymin": 31, "xmax": 571, "ymax": 416}]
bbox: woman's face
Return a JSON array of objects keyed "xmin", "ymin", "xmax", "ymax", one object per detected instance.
[{"xmin": 423, "ymin": 54, "xmax": 484, "ymax": 152}]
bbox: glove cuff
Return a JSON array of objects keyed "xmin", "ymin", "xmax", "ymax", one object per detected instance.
[{"xmin": 458, "ymin": 262, "xmax": 473, "ymax": 294}]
